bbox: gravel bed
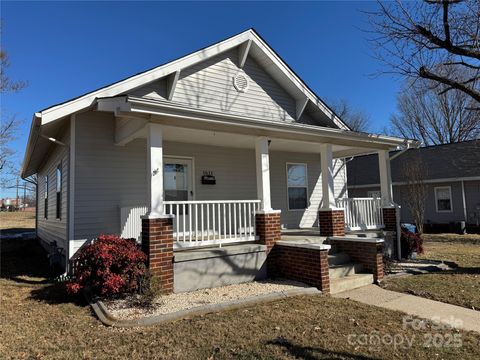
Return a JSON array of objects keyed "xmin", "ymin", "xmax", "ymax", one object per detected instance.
[{"xmin": 104, "ymin": 279, "xmax": 310, "ymax": 320}]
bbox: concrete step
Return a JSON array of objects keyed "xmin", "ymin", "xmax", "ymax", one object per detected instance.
[
  {"xmin": 328, "ymin": 252, "xmax": 351, "ymax": 266},
  {"xmin": 330, "ymin": 273, "xmax": 375, "ymax": 294},
  {"xmin": 345, "ymin": 231, "xmax": 383, "ymax": 238},
  {"xmin": 329, "ymin": 263, "xmax": 364, "ymax": 279}
]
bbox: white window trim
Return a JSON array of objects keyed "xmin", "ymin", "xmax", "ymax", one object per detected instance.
[
  {"xmin": 56, "ymin": 163, "xmax": 62, "ymax": 220},
  {"xmin": 286, "ymin": 162, "xmax": 309, "ymax": 211},
  {"xmin": 434, "ymin": 186, "xmax": 453, "ymax": 213}
]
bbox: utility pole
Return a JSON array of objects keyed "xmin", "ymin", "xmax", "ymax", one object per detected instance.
[
  {"xmin": 16, "ymin": 177, "xmax": 19, "ymax": 211},
  {"xmin": 23, "ymin": 182, "xmax": 27, "ymax": 211}
]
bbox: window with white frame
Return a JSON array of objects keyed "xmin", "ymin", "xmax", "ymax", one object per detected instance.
[
  {"xmin": 44, "ymin": 175, "xmax": 48, "ymax": 219},
  {"xmin": 56, "ymin": 164, "xmax": 62, "ymax": 219},
  {"xmin": 435, "ymin": 186, "xmax": 452, "ymax": 212},
  {"xmin": 286, "ymin": 163, "xmax": 308, "ymax": 210}
]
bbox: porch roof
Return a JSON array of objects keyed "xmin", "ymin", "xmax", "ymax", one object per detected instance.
[{"xmin": 102, "ymin": 95, "xmax": 417, "ymax": 157}]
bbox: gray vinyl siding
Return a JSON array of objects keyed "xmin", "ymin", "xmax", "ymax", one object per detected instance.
[
  {"xmin": 130, "ymin": 49, "xmax": 297, "ymax": 122},
  {"xmin": 72, "ymin": 112, "xmax": 348, "ymax": 245},
  {"xmin": 349, "ymin": 181, "xmax": 478, "ymax": 224},
  {"xmin": 465, "ymin": 181, "xmax": 480, "ymax": 224},
  {"xmin": 37, "ymin": 124, "xmax": 69, "ymax": 252},
  {"xmin": 74, "ymin": 112, "xmax": 148, "ymax": 243}
]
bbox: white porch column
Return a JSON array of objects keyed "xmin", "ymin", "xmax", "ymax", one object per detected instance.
[
  {"xmin": 320, "ymin": 143, "xmax": 336, "ymax": 210},
  {"xmin": 378, "ymin": 150, "xmax": 394, "ymax": 207},
  {"xmin": 255, "ymin": 136, "xmax": 272, "ymax": 212},
  {"xmin": 145, "ymin": 123, "xmax": 165, "ymax": 217}
]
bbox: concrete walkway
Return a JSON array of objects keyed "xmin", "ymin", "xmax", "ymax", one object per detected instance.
[{"xmin": 334, "ymin": 285, "xmax": 480, "ymax": 333}]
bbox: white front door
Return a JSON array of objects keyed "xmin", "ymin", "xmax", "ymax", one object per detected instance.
[
  {"xmin": 164, "ymin": 158, "xmax": 193, "ymax": 234},
  {"xmin": 164, "ymin": 158, "xmax": 193, "ymax": 202}
]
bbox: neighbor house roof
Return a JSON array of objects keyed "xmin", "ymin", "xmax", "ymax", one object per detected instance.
[{"xmin": 347, "ymin": 139, "xmax": 480, "ymax": 187}]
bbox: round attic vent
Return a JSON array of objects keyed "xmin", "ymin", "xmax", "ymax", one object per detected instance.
[{"xmin": 233, "ymin": 73, "xmax": 249, "ymax": 93}]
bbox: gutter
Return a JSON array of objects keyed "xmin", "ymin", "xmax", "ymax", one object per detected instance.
[
  {"xmin": 389, "ymin": 139, "xmax": 421, "ymax": 161},
  {"xmin": 20, "ymin": 114, "xmax": 42, "ymax": 179}
]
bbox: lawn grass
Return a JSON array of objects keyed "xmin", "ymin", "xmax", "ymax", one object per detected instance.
[
  {"xmin": 383, "ymin": 234, "xmax": 480, "ymax": 310},
  {"xmin": 0, "ymin": 211, "xmax": 36, "ymax": 232},
  {"xmin": 1, "ymin": 238, "xmax": 480, "ymax": 359}
]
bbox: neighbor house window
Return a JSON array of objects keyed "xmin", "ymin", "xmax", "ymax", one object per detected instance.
[
  {"xmin": 56, "ymin": 164, "xmax": 62, "ymax": 219},
  {"xmin": 435, "ymin": 186, "xmax": 452, "ymax": 212},
  {"xmin": 287, "ymin": 163, "xmax": 308, "ymax": 210},
  {"xmin": 44, "ymin": 175, "xmax": 48, "ymax": 219},
  {"xmin": 367, "ymin": 190, "xmax": 381, "ymax": 198}
]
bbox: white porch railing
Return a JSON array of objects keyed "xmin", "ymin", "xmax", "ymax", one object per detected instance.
[
  {"xmin": 120, "ymin": 200, "xmax": 261, "ymax": 249},
  {"xmin": 164, "ymin": 200, "xmax": 261, "ymax": 248},
  {"xmin": 335, "ymin": 197, "xmax": 384, "ymax": 231}
]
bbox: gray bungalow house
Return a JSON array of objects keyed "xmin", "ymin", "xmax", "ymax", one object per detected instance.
[
  {"xmin": 348, "ymin": 140, "xmax": 480, "ymax": 232},
  {"xmin": 22, "ymin": 29, "xmax": 413, "ymax": 294}
]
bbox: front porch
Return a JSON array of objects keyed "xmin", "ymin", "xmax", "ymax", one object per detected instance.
[{"xmin": 116, "ymin": 124, "xmax": 400, "ymax": 294}]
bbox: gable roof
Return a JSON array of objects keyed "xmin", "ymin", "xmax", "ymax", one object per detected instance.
[
  {"xmin": 347, "ymin": 139, "xmax": 480, "ymax": 186},
  {"xmin": 35, "ymin": 28, "xmax": 350, "ymax": 129}
]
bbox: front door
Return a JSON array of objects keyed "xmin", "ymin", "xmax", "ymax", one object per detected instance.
[
  {"xmin": 164, "ymin": 158, "xmax": 193, "ymax": 234},
  {"xmin": 164, "ymin": 158, "xmax": 193, "ymax": 202}
]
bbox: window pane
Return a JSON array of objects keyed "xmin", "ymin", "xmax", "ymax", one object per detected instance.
[
  {"xmin": 288, "ymin": 187, "xmax": 307, "ymax": 210},
  {"xmin": 438, "ymin": 199, "xmax": 451, "ymax": 211},
  {"xmin": 287, "ymin": 164, "xmax": 306, "ymax": 186},
  {"xmin": 44, "ymin": 176, "xmax": 48, "ymax": 198},
  {"xmin": 436, "ymin": 188, "xmax": 450, "ymax": 200},
  {"xmin": 56, "ymin": 167, "xmax": 62, "ymax": 193}
]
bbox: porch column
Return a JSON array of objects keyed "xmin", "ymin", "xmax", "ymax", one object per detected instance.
[
  {"xmin": 319, "ymin": 143, "xmax": 345, "ymax": 236},
  {"xmin": 378, "ymin": 150, "xmax": 394, "ymax": 207},
  {"xmin": 145, "ymin": 123, "xmax": 165, "ymax": 218},
  {"xmin": 254, "ymin": 137, "xmax": 281, "ymax": 276},
  {"xmin": 141, "ymin": 123, "xmax": 174, "ymax": 294},
  {"xmin": 378, "ymin": 150, "xmax": 401, "ymax": 259},
  {"xmin": 255, "ymin": 136, "xmax": 272, "ymax": 212}
]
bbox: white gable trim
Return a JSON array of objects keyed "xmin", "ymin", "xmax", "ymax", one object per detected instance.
[{"xmin": 36, "ymin": 29, "xmax": 349, "ymax": 130}]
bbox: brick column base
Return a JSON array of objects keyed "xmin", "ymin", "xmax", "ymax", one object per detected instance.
[
  {"xmin": 382, "ymin": 207, "xmax": 397, "ymax": 232},
  {"xmin": 271, "ymin": 245, "xmax": 330, "ymax": 293},
  {"xmin": 255, "ymin": 211, "xmax": 281, "ymax": 276},
  {"xmin": 141, "ymin": 216, "xmax": 174, "ymax": 294},
  {"xmin": 329, "ymin": 239, "xmax": 384, "ymax": 282},
  {"xmin": 319, "ymin": 209, "xmax": 345, "ymax": 237}
]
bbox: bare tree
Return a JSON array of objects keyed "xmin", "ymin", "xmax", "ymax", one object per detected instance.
[
  {"xmin": 390, "ymin": 78, "xmax": 480, "ymax": 145},
  {"xmin": 366, "ymin": 0, "xmax": 480, "ymax": 105},
  {"xmin": 401, "ymin": 155, "xmax": 428, "ymax": 234},
  {"xmin": 1, "ymin": 48, "xmax": 25, "ymax": 176},
  {"xmin": 329, "ymin": 99, "xmax": 370, "ymax": 132}
]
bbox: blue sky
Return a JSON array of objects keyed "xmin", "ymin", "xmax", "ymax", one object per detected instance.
[{"xmin": 1, "ymin": 1, "xmax": 401, "ymax": 197}]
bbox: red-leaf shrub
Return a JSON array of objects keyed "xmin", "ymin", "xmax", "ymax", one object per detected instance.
[
  {"xmin": 66, "ymin": 235, "xmax": 147, "ymax": 296},
  {"xmin": 401, "ymin": 227, "xmax": 424, "ymax": 258}
]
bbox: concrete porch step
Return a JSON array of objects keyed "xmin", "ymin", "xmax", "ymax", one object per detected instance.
[
  {"xmin": 328, "ymin": 252, "xmax": 351, "ymax": 266},
  {"xmin": 329, "ymin": 263, "xmax": 364, "ymax": 279},
  {"xmin": 330, "ymin": 273, "xmax": 374, "ymax": 294},
  {"xmin": 345, "ymin": 231, "xmax": 383, "ymax": 238}
]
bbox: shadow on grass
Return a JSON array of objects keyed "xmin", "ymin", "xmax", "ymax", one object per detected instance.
[
  {"xmin": 1, "ymin": 237, "xmax": 87, "ymax": 307},
  {"xmin": 28, "ymin": 283, "xmax": 87, "ymax": 307},
  {"xmin": 266, "ymin": 337, "xmax": 379, "ymax": 360}
]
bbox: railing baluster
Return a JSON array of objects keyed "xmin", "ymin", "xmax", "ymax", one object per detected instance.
[
  {"xmin": 201, "ymin": 203, "xmax": 204, "ymax": 242},
  {"xmin": 234, "ymin": 203, "xmax": 237, "ymax": 240},
  {"xmin": 228, "ymin": 203, "xmax": 232, "ymax": 239},
  {"xmin": 243, "ymin": 203, "xmax": 247, "ymax": 241}
]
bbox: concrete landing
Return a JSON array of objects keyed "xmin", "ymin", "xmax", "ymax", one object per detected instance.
[{"xmin": 334, "ymin": 284, "xmax": 480, "ymax": 333}]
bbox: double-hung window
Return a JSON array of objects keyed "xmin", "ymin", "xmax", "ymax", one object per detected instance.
[
  {"xmin": 56, "ymin": 164, "xmax": 62, "ymax": 219},
  {"xmin": 287, "ymin": 163, "xmax": 308, "ymax": 210},
  {"xmin": 44, "ymin": 176, "xmax": 48, "ymax": 219},
  {"xmin": 435, "ymin": 186, "xmax": 452, "ymax": 212}
]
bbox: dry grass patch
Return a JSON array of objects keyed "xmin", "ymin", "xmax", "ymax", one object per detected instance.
[
  {"xmin": 384, "ymin": 234, "xmax": 480, "ymax": 310},
  {"xmin": 0, "ymin": 211, "xmax": 35, "ymax": 231},
  {"xmin": 2, "ymin": 238, "xmax": 480, "ymax": 359}
]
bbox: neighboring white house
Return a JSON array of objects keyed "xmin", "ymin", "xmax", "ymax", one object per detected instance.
[{"xmin": 22, "ymin": 29, "xmax": 412, "ymax": 292}]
